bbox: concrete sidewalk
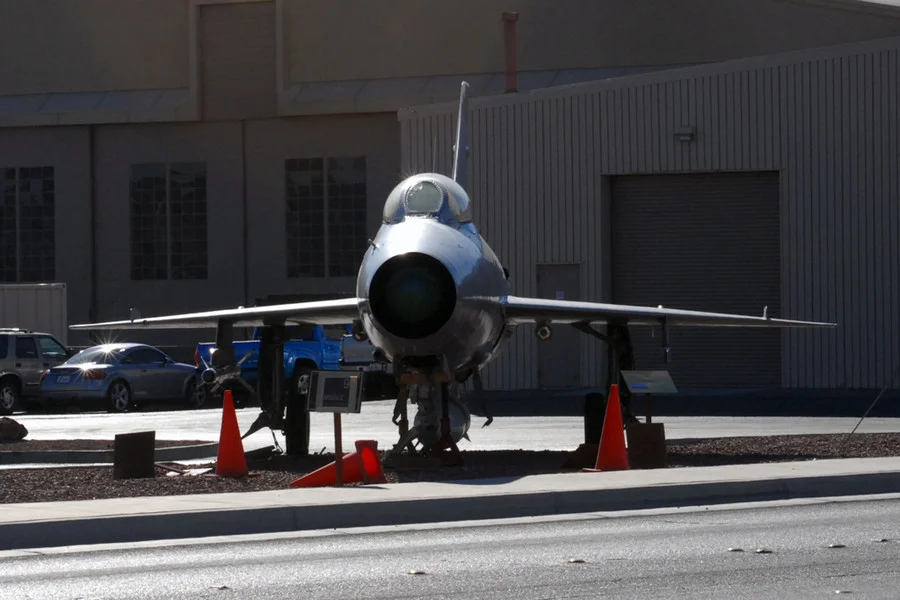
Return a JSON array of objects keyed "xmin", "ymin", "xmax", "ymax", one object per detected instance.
[{"xmin": 3, "ymin": 457, "xmax": 900, "ymax": 551}]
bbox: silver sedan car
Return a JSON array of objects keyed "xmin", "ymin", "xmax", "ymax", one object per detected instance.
[{"xmin": 39, "ymin": 343, "xmax": 205, "ymax": 412}]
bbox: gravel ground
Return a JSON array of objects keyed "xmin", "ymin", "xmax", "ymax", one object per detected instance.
[{"xmin": 1, "ymin": 432, "xmax": 899, "ymax": 504}]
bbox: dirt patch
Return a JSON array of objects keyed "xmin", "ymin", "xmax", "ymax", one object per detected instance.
[
  {"xmin": 0, "ymin": 432, "xmax": 899, "ymax": 505},
  {"xmin": 0, "ymin": 439, "xmax": 211, "ymax": 452}
]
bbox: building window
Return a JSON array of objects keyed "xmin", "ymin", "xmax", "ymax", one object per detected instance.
[
  {"xmin": 130, "ymin": 162, "xmax": 208, "ymax": 280},
  {"xmin": 285, "ymin": 157, "xmax": 367, "ymax": 278},
  {"xmin": 0, "ymin": 167, "xmax": 55, "ymax": 283}
]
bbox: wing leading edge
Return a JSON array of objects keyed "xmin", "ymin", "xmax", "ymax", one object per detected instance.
[
  {"xmin": 500, "ymin": 296, "xmax": 836, "ymax": 328},
  {"xmin": 69, "ymin": 297, "xmax": 361, "ymax": 331}
]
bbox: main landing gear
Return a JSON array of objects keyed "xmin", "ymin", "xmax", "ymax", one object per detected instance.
[{"xmin": 199, "ymin": 320, "xmax": 310, "ymax": 457}]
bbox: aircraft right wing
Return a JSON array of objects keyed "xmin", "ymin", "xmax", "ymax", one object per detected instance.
[
  {"xmin": 499, "ymin": 296, "xmax": 837, "ymax": 328},
  {"xmin": 69, "ymin": 297, "xmax": 362, "ymax": 331}
]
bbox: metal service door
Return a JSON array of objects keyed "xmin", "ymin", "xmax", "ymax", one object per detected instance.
[
  {"xmin": 537, "ymin": 264, "xmax": 581, "ymax": 389},
  {"xmin": 611, "ymin": 171, "xmax": 782, "ymax": 388}
]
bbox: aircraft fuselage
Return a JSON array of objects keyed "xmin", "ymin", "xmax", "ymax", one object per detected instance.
[{"xmin": 355, "ymin": 173, "xmax": 511, "ymax": 379}]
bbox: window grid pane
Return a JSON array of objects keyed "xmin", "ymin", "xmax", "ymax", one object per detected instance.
[
  {"xmin": 17, "ymin": 166, "xmax": 55, "ymax": 282},
  {"xmin": 285, "ymin": 158, "xmax": 325, "ymax": 278},
  {"xmin": 326, "ymin": 157, "xmax": 368, "ymax": 277},
  {"xmin": 0, "ymin": 169, "xmax": 16, "ymax": 282},
  {"xmin": 130, "ymin": 163, "xmax": 169, "ymax": 280},
  {"xmin": 169, "ymin": 162, "xmax": 208, "ymax": 280}
]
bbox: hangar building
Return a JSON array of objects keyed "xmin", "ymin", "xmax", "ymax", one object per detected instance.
[
  {"xmin": 401, "ymin": 34, "xmax": 900, "ymax": 393},
  {"xmin": 0, "ymin": 0, "xmax": 898, "ymax": 393}
]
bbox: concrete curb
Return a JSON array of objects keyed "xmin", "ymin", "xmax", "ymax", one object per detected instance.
[
  {"xmin": 3, "ymin": 466, "xmax": 900, "ymax": 551},
  {"xmin": 0, "ymin": 442, "xmax": 219, "ymax": 465}
]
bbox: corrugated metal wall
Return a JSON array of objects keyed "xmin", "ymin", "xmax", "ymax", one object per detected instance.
[{"xmin": 399, "ymin": 36, "xmax": 900, "ymax": 390}]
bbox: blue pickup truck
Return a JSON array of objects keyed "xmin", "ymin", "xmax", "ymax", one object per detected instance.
[{"xmin": 194, "ymin": 323, "xmax": 396, "ymax": 406}]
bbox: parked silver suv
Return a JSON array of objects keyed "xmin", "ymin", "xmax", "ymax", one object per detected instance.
[{"xmin": 0, "ymin": 328, "xmax": 72, "ymax": 414}]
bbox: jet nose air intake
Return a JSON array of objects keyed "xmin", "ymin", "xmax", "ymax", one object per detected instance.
[{"xmin": 368, "ymin": 252, "xmax": 457, "ymax": 339}]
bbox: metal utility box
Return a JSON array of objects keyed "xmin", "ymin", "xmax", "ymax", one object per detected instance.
[{"xmin": 0, "ymin": 283, "xmax": 68, "ymax": 345}]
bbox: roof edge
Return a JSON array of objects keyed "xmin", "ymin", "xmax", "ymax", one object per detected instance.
[{"xmin": 398, "ymin": 34, "xmax": 900, "ymax": 119}]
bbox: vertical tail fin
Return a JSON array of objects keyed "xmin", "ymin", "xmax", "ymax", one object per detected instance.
[{"xmin": 451, "ymin": 80, "xmax": 470, "ymax": 191}]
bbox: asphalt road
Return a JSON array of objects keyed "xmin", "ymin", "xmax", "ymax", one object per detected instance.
[
  {"xmin": 11, "ymin": 399, "xmax": 900, "ymax": 454},
  {"xmin": 2, "ymin": 496, "xmax": 900, "ymax": 599}
]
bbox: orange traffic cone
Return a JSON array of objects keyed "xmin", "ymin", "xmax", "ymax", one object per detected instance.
[
  {"xmin": 583, "ymin": 384, "xmax": 630, "ymax": 472},
  {"xmin": 216, "ymin": 390, "xmax": 249, "ymax": 478},
  {"xmin": 290, "ymin": 440, "xmax": 386, "ymax": 487}
]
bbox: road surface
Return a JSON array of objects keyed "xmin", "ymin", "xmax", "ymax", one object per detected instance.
[{"xmin": 2, "ymin": 496, "xmax": 900, "ymax": 599}]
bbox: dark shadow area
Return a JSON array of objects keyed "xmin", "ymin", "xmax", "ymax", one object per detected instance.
[
  {"xmin": 19, "ymin": 396, "xmax": 240, "ymax": 417},
  {"xmin": 471, "ymin": 387, "xmax": 900, "ymax": 418}
]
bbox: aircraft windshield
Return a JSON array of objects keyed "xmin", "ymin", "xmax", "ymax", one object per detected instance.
[
  {"xmin": 381, "ymin": 175, "xmax": 473, "ymax": 224},
  {"xmin": 405, "ymin": 181, "xmax": 444, "ymax": 213}
]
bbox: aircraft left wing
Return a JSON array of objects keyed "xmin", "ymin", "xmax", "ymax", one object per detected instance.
[
  {"xmin": 499, "ymin": 296, "xmax": 836, "ymax": 328},
  {"xmin": 69, "ymin": 297, "xmax": 361, "ymax": 331}
]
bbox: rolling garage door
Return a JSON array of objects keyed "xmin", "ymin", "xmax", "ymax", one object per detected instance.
[{"xmin": 611, "ymin": 172, "xmax": 781, "ymax": 388}]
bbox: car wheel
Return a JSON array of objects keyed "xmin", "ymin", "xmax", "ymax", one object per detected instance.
[
  {"xmin": 185, "ymin": 377, "xmax": 207, "ymax": 409},
  {"xmin": 106, "ymin": 380, "xmax": 132, "ymax": 413},
  {"xmin": 0, "ymin": 379, "xmax": 19, "ymax": 415}
]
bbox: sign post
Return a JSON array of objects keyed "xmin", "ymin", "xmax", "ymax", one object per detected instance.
[
  {"xmin": 333, "ymin": 413, "xmax": 343, "ymax": 486},
  {"xmin": 306, "ymin": 370, "xmax": 364, "ymax": 487}
]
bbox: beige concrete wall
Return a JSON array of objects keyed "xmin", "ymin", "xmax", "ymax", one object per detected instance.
[
  {"xmin": 3, "ymin": 0, "xmax": 900, "ymax": 124},
  {"xmin": 243, "ymin": 114, "xmax": 400, "ymax": 301},
  {"xmin": 200, "ymin": 1, "xmax": 278, "ymax": 121},
  {"xmin": 400, "ymin": 35, "xmax": 900, "ymax": 391},
  {"xmin": 0, "ymin": 0, "xmax": 188, "ymax": 96},
  {"xmin": 2, "ymin": 0, "xmax": 899, "ymax": 100},
  {"xmin": 0, "ymin": 126, "xmax": 92, "ymax": 343},
  {"xmin": 92, "ymin": 122, "xmax": 246, "ymax": 346},
  {"xmin": 283, "ymin": 0, "xmax": 900, "ymax": 83}
]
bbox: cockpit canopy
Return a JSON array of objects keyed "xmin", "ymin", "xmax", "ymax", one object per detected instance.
[{"xmin": 382, "ymin": 173, "xmax": 473, "ymax": 225}]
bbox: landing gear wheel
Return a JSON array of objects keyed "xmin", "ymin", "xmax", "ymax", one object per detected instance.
[
  {"xmin": 106, "ymin": 380, "xmax": 133, "ymax": 413},
  {"xmin": 185, "ymin": 377, "xmax": 207, "ymax": 409},
  {"xmin": 0, "ymin": 380, "xmax": 19, "ymax": 415},
  {"xmin": 284, "ymin": 364, "xmax": 311, "ymax": 456}
]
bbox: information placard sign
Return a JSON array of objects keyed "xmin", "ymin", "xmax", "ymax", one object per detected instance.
[
  {"xmin": 620, "ymin": 370, "xmax": 678, "ymax": 395},
  {"xmin": 306, "ymin": 371, "xmax": 363, "ymax": 413}
]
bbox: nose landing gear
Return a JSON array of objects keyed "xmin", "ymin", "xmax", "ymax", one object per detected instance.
[{"xmin": 387, "ymin": 371, "xmax": 470, "ymax": 467}]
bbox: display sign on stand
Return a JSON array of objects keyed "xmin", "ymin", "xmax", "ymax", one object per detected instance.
[
  {"xmin": 619, "ymin": 370, "xmax": 678, "ymax": 470},
  {"xmin": 306, "ymin": 371, "xmax": 364, "ymax": 486},
  {"xmin": 620, "ymin": 370, "xmax": 678, "ymax": 423}
]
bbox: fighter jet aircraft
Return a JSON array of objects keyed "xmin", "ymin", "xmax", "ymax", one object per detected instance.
[{"xmin": 71, "ymin": 81, "xmax": 836, "ymax": 459}]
